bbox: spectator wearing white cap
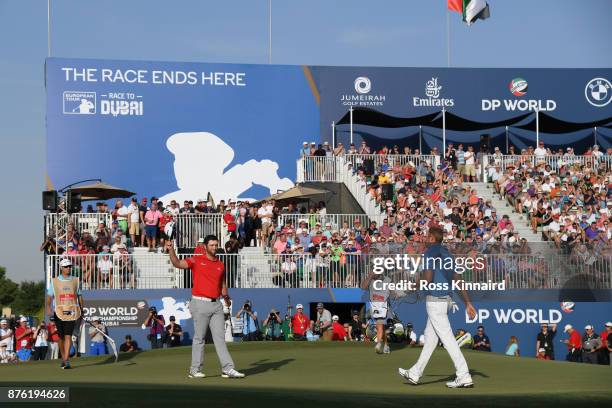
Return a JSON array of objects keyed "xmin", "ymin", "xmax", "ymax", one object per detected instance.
[
  {"xmin": 291, "ymin": 304, "xmax": 309, "ymax": 341},
  {"xmin": 581, "ymin": 325, "xmax": 601, "ymax": 364},
  {"xmin": 563, "ymin": 324, "xmax": 582, "ymax": 362},
  {"xmin": 0, "ymin": 319, "xmax": 14, "ymax": 354},
  {"xmin": 599, "ymin": 322, "xmax": 612, "ymax": 365},
  {"xmin": 300, "ymin": 142, "xmax": 310, "ymax": 157}
]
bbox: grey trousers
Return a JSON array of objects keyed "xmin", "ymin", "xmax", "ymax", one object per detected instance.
[{"xmin": 189, "ymin": 298, "xmax": 235, "ymax": 373}]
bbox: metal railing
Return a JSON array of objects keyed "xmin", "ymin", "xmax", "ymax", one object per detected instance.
[
  {"xmin": 44, "ymin": 213, "xmax": 112, "ymax": 238},
  {"xmin": 174, "ymin": 214, "xmax": 226, "ymax": 248},
  {"xmin": 277, "ymin": 214, "xmax": 372, "ymax": 230},
  {"xmin": 483, "ymin": 154, "xmax": 612, "ymax": 177},
  {"xmin": 46, "ymin": 252, "xmax": 612, "ymax": 291},
  {"xmin": 297, "ymin": 154, "xmax": 440, "ymax": 183},
  {"xmin": 296, "ymin": 156, "xmax": 340, "ymax": 182}
]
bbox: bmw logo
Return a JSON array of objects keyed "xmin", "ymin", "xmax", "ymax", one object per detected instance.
[
  {"xmin": 585, "ymin": 77, "xmax": 612, "ymax": 107},
  {"xmin": 354, "ymin": 77, "xmax": 372, "ymax": 94}
]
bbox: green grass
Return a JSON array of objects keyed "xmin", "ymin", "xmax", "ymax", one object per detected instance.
[{"xmin": 1, "ymin": 342, "xmax": 610, "ymax": 407}]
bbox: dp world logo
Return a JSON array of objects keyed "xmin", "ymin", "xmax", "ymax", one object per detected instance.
[
  {"xmin": 354, "ymin": 77, "xmax": 371, "ymax": 94},
  {"xmin": 585, "ymin": 78, "xmax": 612, "ymax": 107},
  {"xmin": 508, "ymin": 78, "xmax": 528, "ymax": 97}
]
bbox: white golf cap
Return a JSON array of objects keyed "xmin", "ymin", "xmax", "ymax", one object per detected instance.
[
  {"xmin": 332, "ymin": 315, "xmax": 339, "ymax": 321},
  {"xmin": 296, "ymin": 304, "xmax": 303, "ymax": 309},
  {"xmin": 60, "ymin": 258, "xmax": 72, "ymax": 267},
  {"xmin": 197, "ymin": 237, "xmax": 204, "ymax": 243},
  {"xmin": 302, "ymin": 141, "xmax": 308, "ymax": 145},
  {"xmin": 605, "ymin": 322, "xmax": 612, "ymax": 327},
  {"xmin": 19, "ymin": 316, "xmax": 28, "ymax": 323},
  {"xmin": 0, "ymin": 319, "xmax": 7, "ymax": 324},
  {"xmin": 296, "ymin": 228, "xmax": 303, "ymax": 234},
  {"xmin": 585, "ymin": 324, "xmax": 593, "ymax": 330},
  {"xmin": 564, "ymin": 324, "xmax": 573, "ymax": 332}
]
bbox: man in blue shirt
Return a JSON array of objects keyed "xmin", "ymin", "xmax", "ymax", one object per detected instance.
[
  {"xmin": 236, "ymin": 300, "xmax": 259, "ymax": 341},
  {"xmin": 399, "ymin": 226, "xmax": 477, "ymax": 388}
]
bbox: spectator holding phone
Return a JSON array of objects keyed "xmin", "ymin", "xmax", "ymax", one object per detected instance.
[
  {"xmin": 472, "ymin": 325, "xmax": 491, "ymax": 352},
  {"xmin": 32, "ymin": 321, "xmax": 49, "ymax": 360},
  {"xmin": 166, "ymin": 316, "xmax": 183, "ymax": 347}
]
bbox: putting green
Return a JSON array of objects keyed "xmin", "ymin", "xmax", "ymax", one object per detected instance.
[{"xmin": 1, "ymin": 342, "xmax": 610, "ymax": 407}]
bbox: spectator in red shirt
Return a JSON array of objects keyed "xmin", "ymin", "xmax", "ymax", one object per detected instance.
[
  {"xmin": 224, "ymin": 208, "xmax": 237, "ymax": 241},
  {"xmin": 15, "ymin": 317, "xmax": 33, "ymax": 361},
  {"xmin": 47, "ymin": 321, "xmax": 60, "ymax": 360},
  {"xmin": 563, "ymin": 324, "xmax": 582, "ymax": 362},
  {"xmin": 599, "ymin": 322, "xmax": 612, "ymax": 365},
  {"xmin": 291, "ymin": 304, "xmax": 309, "ymax": 341},
  {"xmin": 331, "ymin": 315, "xmax": 346, "ymax": 341},
  {"xmin": 158, "ymin": 209, "xmax": 173, "ymax": 252}
]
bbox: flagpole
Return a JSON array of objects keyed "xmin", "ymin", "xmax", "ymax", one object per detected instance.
[
  {"xmin": 446, "ymin": 7, "xmax": 450, "ymax": 67},
  {"xmin": 419, "ymin": 125, "xmax": 422, "ymax": 153},
  {"xmin": 332, "ymin": 121, "xmax": 336, "ymax": 148},
  {"xmin": 505, "ymin": 126, "xmax": 509, "ymax": 154},
  {"xmin": 268, "ymin": 0, "xmax": 272, "ymax": 64},
  {"xmin": 47, "ymin": 0, "xmax": 51, "ymax": 57},
  {"xmin": 442, "ymin": 108, "xmax": 446, "ymax": 154},
  {"xmin": 535, "ymin": 108, "xmax": 539, "ymax": 146},
  {"xmin": 349, "ymin": 106, "xmax": 354, "ymax": 145}
]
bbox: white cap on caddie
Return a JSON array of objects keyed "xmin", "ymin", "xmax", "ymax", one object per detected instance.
[{"xmin": 60, "ymin": 258, "xmax": 72, "ymax": 267}]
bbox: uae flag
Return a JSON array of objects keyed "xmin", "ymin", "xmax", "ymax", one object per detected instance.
[{"xmin": 448, "ymin": 0, "xmax": 491, "ymax": 26}]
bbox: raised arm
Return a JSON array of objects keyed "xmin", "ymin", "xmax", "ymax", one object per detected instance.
[{"xmin": 165, "ymin": 241, "xmax": 189, "ymax": 269}]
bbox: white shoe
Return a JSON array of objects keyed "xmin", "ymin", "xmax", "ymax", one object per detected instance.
[
  {"xmin": 375, "ymin": 342, "xmax": 384, "ymax": 354},
  {"xmin": 221, "ymin": 369, "xmax": 245, "ymax": 379},
  {"xmin": 188, "ymin": 371, "xmax": 206, "ymax": 378},
  {"xmin": 398, "ymin": 368, "xmax": 419, "ymax": 385},
  {"xmin": 383, "ymin": 344, "xmax": 391, "ymax": 354},
  {"xmin": 446, "ymin": 376, "xmax": 474, "ymax": 388}
]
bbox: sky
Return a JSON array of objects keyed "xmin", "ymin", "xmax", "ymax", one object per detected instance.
[{"xmin": 0, "ymin": 0, "xmax": 610, "ymax": 282}]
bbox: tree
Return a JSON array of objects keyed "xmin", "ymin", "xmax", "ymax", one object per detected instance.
[
  {"xmin": 0, "ymin": 267, "xmax": 18, "ymax": 308},
  {"xmin": 12, "ymin": 281, "xmax": 46, "ymax": 316}
]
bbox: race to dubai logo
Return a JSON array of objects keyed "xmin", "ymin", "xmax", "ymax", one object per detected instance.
[
  {"xmin": 585, "ymin": 77, "xmax": 612, "ymax": 107},
  {"xmin": 560, "ymin": 301, "xmax": 575, "ymax": 313},
  {"xmin": 354, "ymin": 77, "xmax": 372, "ymax": 94},
  {"xmin": 508, "ymin": 77, "xmax": 528, "ymax": 97}
]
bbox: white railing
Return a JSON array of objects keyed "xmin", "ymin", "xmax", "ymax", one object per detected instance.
[
  {"xmin": 342, "ymin": 154, "xmax": 440, "ymax": 173},
  {"xmin": 483, "ymin": 154, "xmax": 612, "ymax": 180},
  {"xmin": 277, "ymin": 214, "xmax": 372, "ymax": 231},
  {"xmin": 44, "ymin": 213, "xmax": 112, "ymax": 238},
  {"xmin": 174, "ymin": 214, "xmax": 225, "ymax": 248},
  {"xmin": 46, "ymin": 252, "xmax": 612, "ymax": 291},
  {"xmin": 296, "ymin": 156, "xmax": 340, "ymax": 182}
]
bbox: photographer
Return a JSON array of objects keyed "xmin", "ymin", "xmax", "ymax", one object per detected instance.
[
  {"xmin": 311, "ymin": 302, "xmax": 332, "ymax": 341},
  {"xmin": 263, "ymin": 309, "xmax": 283, "ymax": 341},
  {"xmin": 88, "ymin": 319, "xmax": 107, "ymax": 356},
  {"xmin": 236, "ymin": 300, "xmax": 259, "ymax": 341},
  {"xmin": 32, "ymin": 320, "xmax": 49, "ymax": 360},
  {"xmin": 165, "ymin": 316, "xmax": 183, "ymax": 347},
  {"xmin": 143, "ymin": 306, "xmax": 166, "ymax": 349}
]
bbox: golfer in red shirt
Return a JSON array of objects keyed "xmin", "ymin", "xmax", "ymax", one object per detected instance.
[
  {"xmin": 563, "ymin": 324, "xmax": 582, "ymax": 362},
  {"xmin": 167, "ymin": 236, "xmax": 245, "ymax": 379}
]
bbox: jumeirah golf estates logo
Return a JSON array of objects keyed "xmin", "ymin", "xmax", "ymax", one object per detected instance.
[
  {"xmin": 509, "ymin": 77, "xmax": 528, "ymax": 97},
  {"xmin": 354, "ymin": 77, "xmax": 372, "ymax": 94}
]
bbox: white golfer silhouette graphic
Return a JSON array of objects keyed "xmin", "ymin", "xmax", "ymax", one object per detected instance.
[
  {"xmin": 160, "ymin": 132, "xmax": 293, "ymax": 203},
  {"xmin": 77, "ymin": 98, "xmax": 94, "ymax": 114},
  {"xmin": 158, "ymin": 296, "xmax": 191, "ymax": 325}
]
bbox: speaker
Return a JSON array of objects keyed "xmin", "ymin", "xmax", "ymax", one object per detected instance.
[
  {"xmin": 480, "ymin": 134, "xmax": 490, "ymax": 152},
  {"xmin": 42, "ymin": 190, "xmax": 58, "ymax": 211},
  {"xmin": 65, "ymin": 190, "xmax": 82, "ymax": 213},
  {"xmin": 381, "ymin": 184, "xmax": 393, "ymax": 201}
]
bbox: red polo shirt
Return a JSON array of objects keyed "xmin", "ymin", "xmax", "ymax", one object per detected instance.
[
  {"xmin": 292, "ymin": 312, "xmax": 309, "ymax": 335},
  {"xmin": 15, "ymin": 326, "xmax": 33, "ymax": 350},
  {"xmin": 568, "ymin": 330, "xmax": 582, "ymax": 350},
  {"xmin": 185, "ymin": 255, "xmax": 225, "ymax": 299}
]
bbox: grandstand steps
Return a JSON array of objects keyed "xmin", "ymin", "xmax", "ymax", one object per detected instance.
[
  {"xmin": 131, "ymin": 247, "xmax": 176, "ymax": 289},
  {"xmin": 237, "ymin": 246, "xmax": 275, "ymax": 288},
  {"xmin": 464, "ymin": 182, "xmax": 544, "ymax": 242}
]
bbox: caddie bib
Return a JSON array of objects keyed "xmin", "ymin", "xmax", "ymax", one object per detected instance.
[{"xmin": 53, "ymin": 277, "xmax": 81, "ymax": 321}]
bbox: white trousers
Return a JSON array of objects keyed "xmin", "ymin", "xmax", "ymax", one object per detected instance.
[
  {"xmin": 47, "ymin": 342, "xmax": 59, "ymax": 360},
  {"xmin": 410, "ymin": 296, "xmax": 470, "ymax": 380}
]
